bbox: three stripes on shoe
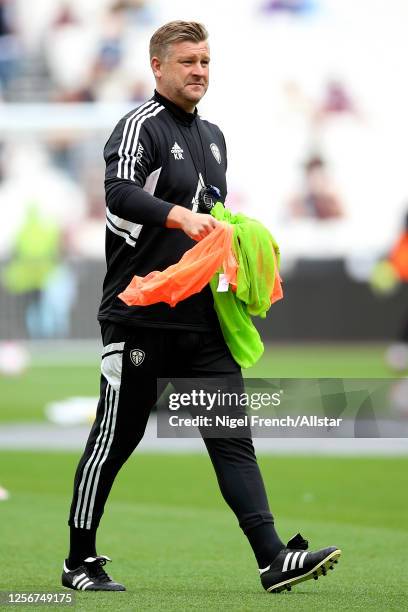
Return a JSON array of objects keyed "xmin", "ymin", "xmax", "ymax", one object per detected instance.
[
  {"xmin": 63, "ymin": 563, "xmax": 94, "ymax": 591},
  {"xmin": 72, "ymin": 572, "xmax": 94, "ymax": 591},
  {"xmin": 259, "ymin": 551, "xmax": 308, "ymax": 575},
  {"xmin": 282, "ymin": 551, "xmax": 308, "ymax": 572}
]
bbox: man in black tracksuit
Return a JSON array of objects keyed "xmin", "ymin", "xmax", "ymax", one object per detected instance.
[{"xmin": 62, "ymin": 20, "xmax": 341, "ymax": 594}]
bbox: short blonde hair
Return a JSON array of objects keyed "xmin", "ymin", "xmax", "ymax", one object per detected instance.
[{"xmin": 149, "ymin": 20, "xmax": 208, "ymax": 60}]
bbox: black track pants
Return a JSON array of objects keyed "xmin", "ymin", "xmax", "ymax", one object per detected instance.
[{"xmin": 68, "ymin": 322, "xmax": 274, "ymax": 534}]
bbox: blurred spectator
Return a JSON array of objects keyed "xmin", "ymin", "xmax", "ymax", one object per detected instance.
[
  {"xmin": 1, "ymin": 203, "xmax": 76, "ymax": 339},
  {"xmin": 383, "ymin": 209, "xmax": 408, "ymax": 371},
  {"xmin": 0, "ymin": 0, "xmax": 21, "ymax": 100},
  {"xmin": 115, "ymin": 0, "xmax": 154, "ymax": 26},
  {"xmin": 1, "ymin": 0, "xmax": 153, "ymax": 102},
  {"xmin": 262, "ymin": 0, "xmax": 319, "ymax": 16},
  {"xmin": 67, "ymin": 160, "xmax": 106, "ymax": 259},
  {"xmin": 320, "ymin": 79, "xmax": 355, "ymax": 116},
  {"xmin": 389, "ymin": 210, "xmax": 408, "ymax": 283},
  {"xmin": 45, "ymin": 4, "xmax": 97, "ymax": 102},
  {"xmin": 0, "ymin": 141, "xmax": 86, "ymax": 239},
  {"xmin": 90, "ymin": 1, "xmax": 149, "ymax": 102},
  {"xmin": 314, "ymin": 79, "xmax": 360, "ymax": 125},
  {"xmin": 89, "ymin": 2, "xmax": 126, "ymax": 101},
  {"xmin": 95, "ymin": 4, "xmax": 124, "ymax": 75},
  {"xmin": 47, "ymin": 134, "xmax": 85, "ymax": 181},
  {"xmin": 288, "ymin": 155, "xmax": 344, "ymax": 220}
]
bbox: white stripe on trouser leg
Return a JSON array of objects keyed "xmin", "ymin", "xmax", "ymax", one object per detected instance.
[
  {"xmin": 73, "ymin": 385, "xmax": 112, "ymax": 527},
  {"xmin": 282, "ymin": 552, "xmax": 293, "ymax": 572},
  {"xmin": 73, "ymin": 348, "xmax": 123, "ymax": 528},
  {"xmin": 79, "ymin": 386, "xmax": 116, "ymax": 529},
  {"xmin": 84, "ymin": 386, "xmax": 120, "ymax": 528},
  {"xmin": 299, "ymin": 552, "xmax": 308, "ymax": 568},
  {"xmin": 290, "ymin": 551, "xmax": 301, "ymax": 570},
  {"xmin": 102, "ymin": 342, "xmax": 125, "ymax": 358}
]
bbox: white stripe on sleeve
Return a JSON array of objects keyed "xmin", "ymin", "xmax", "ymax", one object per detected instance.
[
  {"xmin": 129, "ymin": 106, "xmax": 164, "ymax": 181},
  {"xmin": 116, "ymin": 101, "xmax": 156, "ymax": 179}
]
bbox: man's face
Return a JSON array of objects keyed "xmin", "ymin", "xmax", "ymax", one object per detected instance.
[{"xmin": 152, "ymin": 40, "xmax": 210, "ymax": 111}]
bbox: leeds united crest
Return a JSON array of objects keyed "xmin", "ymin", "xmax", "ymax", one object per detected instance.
[{"xmin": 130, "ymin": 349, "xmax": 145, "ymax": 366}]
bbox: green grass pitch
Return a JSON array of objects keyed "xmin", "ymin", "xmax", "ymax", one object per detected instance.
[
  {"xmin": 1, "ymin": 451, "xmax": 407, "ymax": 611},
  {"xmin": 1, "ymin": 343, "xmax": 406, "ymax": 609}
]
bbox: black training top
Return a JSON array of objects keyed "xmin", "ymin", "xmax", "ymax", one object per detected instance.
[{"xmin": 98, "ymin": 90, "xmax": 228, "ymax": 330}]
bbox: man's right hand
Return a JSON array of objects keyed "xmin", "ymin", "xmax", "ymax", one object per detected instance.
[{"xmin": 165, "ymin": 205, "xmax": 220, "ymax": 241}]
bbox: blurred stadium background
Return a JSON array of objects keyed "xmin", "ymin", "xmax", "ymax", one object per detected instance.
[{"xmin": 0, "ymin": 1, "xmax": 407, "ymax": 608}]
